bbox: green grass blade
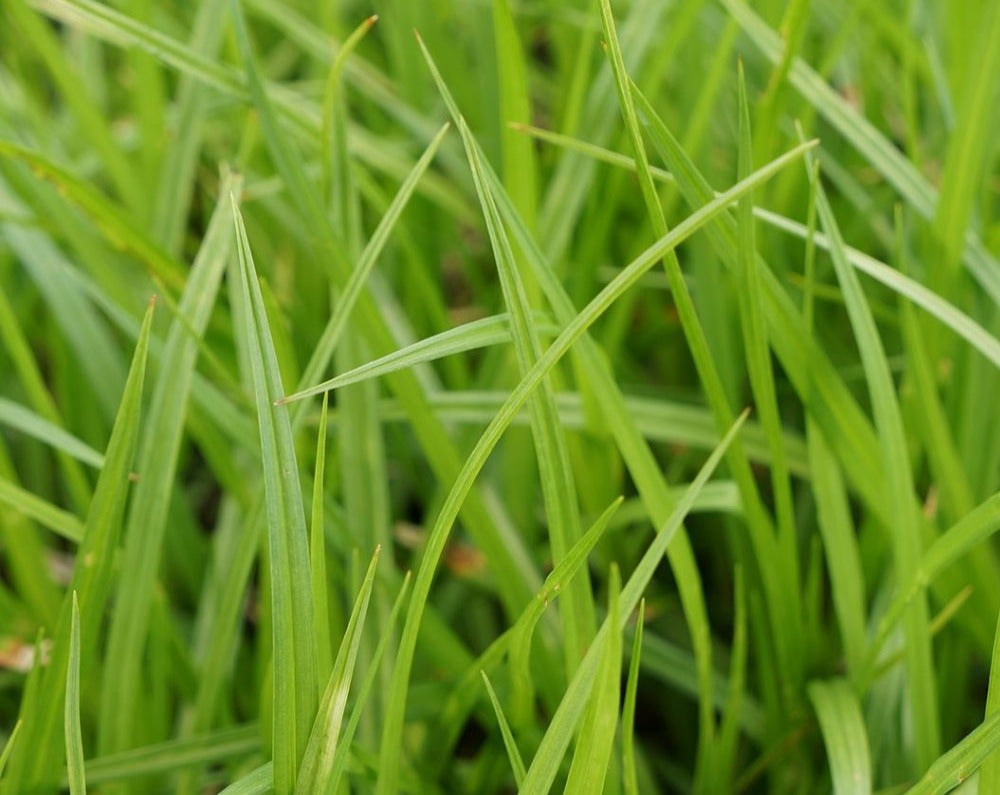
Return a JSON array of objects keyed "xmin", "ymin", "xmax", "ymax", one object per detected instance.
[
  {"xmin": 323, "ymin": 573, "xmax": 412, "ymax": 793},
  {"xmin": 231, "ymin": 0, "xmax": 542, "ymax": 628},
  {"xmin": 982, "ymin": 606, "xmax": 1000, "ymax": 789},
  {"xmin": 229, "ymin": 0, "xmax": 329, "ymax": 258},
  {"xmin": 905, "ymin": 712, "xmax": 1000, "ymax": 795},
  {"xmin": 807, "ymin": 427, "xmax": 868, "ymax": 681},
  {"xmin": 98, "ymin": 171, "xmax": 240, "ymax": 760},
  {"xmin": 562, "ymin": 564, "xmax": 622, "ymax": 795},
  {"xmin": 0, "ymin": 476, "xmax": 85, "ymax": 542},
  {"xmin": 3, "ymin": 299, "xmax": 154, "ymax": 791},
  {"xmin": 928, "ymin": 1, "xmax": 1000, "ymax": 288},
  {"xmin": 351, "ymin": 390, "xmax": 808, "ymax": 475},
  {"xmin": 735, "ymin": 59, "xmax": 799, "ymax": 615},
  {"xmin": 0, "ymin": 280, "xmax": 93, "ymax": 512},
  {"xmin": 310, "ymin": 394, "xmax": 333, "ymax": 683},
  {"xmin": 918, "ymin": 493, "xmax": 1000, "ymax": 590},
  {"xmin": 218, "ymin": 764, "xmax": 273, "ymax": 795},
  {"xmin": 872, "ymin": 491, "xmax": 1000, "ymax": 658},
  {"xmin": 296, "ymin": 547, "xmax": 380, "ymax": 794},
  {"xmin": 808, "ymin": 156, "xmax": 940, "ymax": 770},
  {"xmin": 896, "ymin": 220, "xmax": 976, "ymax": 527},
  {"xmin": 0, "ymin": 140, "xmax": 184, "ymax": 292},
  {"xmin": 603, "ymin": 0, "xmax": 798, "ymax": 725},
  {"xmin": 0, "ymin": 398, "xmax": 104, "ymax": 469},
  {"xmin": 622, "ymin": 600, "xmax": 644, "ymax": 795},
  {"xmin": 484, "ymin": 122, "xmax": 767, "ymax": 771},
  {"xmin": 81, "ymin": 726, "xmax": 259, "ymax": 785},
  {"xmin": 320, "ymin": 14, "xmax": 376, "ymax": 245},
  {"xmin": 7, "ymin": 0, "xmax": 141, "ymax": 212},
  {"xmin": 0, "ymin": 176, "xmax": 127, "ymax": 423},
  {"xmin": 753, "ymin": 209, "xmax": 1000, "ymax": 371},
  {"xmin": 520, "ymin": 412, "xmax": 749, "ymax": 795},
  {"xmin": 231, "ymin": 199, "xmax": 317, "ymax": 793},
  {"xmin": 508, "ymin": 497, "xmax": 623, "ymax": 727},
  {"xmin": 150, "ymin": 0, "xmax": 230, "ymax": 255},
  {"xmin": 484, "ymin": 95, "xmax": 812, "ymax": 768},
  {"xmin": 706, "ymin": 568, "xmax": 748, "ymax": 793},
  {"xmin": 508, "ymin": 123, "xmax": 675, "ymax": 184},
  {"xmin": 481, "ymin": 671, "xmax": 526, "ymax": 787},
  {"xmin": 281, "ymin": 121, "xmax": 450, "ymax": 404},
  {"xmin": 419, "ymin": 35, "xmax": 595, "ymax": 676},
  {"xmin": 807, "ymin": 679, "xmax": 871, "ymax": 795},
  {"xmin": 0, "ymin": 720, "xmax": 22, "ymax": 778},
  {"xmin": 65, "ymin": 592, "xmax": 86, "ymax": 795},
  {"xmin": 282, "ymin": 313, "xmax": 555, "ymax": 403},
  {"xmin": 491, "ymin": 0, "xmax": 537, "ymax": 226}
]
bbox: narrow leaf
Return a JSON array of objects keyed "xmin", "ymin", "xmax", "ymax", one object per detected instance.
[
  {"xmin": 295, "ymin": 548, "xmax": 381, "ymax": 795},
  {"xmin": 481, "ymin": 671, "xmax": 527, "ymax": 786},
  {"xmin": 231, "ymin": 199, "xmax": 317, "ymax": 793},
  {"xmin": 808, "ymin": 679, "xmax": 872, "ymax": 795},
  {"xmin": 563, "ymin": 564, "xmax": 622, "ymax": 795},
  {"xmin": 520, "ymin": 412, "xmax": 749, "ymax": 794},
  {"xmin": 65, "ymin": 592, "xmax": 86, "ymax": 795}
]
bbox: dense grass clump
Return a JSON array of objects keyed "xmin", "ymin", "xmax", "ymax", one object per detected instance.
[{"xmin": 1, "ymin": 0, "xmax": 999, "ymax": 792}]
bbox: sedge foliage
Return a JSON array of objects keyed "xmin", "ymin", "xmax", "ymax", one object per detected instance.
[{"xmin": 0, "ymin": 0, "xmax": 998, "ymax": 792}]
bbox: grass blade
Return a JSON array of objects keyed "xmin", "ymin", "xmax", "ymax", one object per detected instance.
[
  {"xmin": 562, "ymin": 564, "xmax": 622, "ymax": 795},
  {"xmin": 481, "ymin": 671, "xmax": 527, "ymax": 787},
  {"xmin": 983, "ymin": 604, "xmax": 1000, "ymax": 789},
  {"xmin": 735, "ymin": 58, "xmax": 800, "ymax": 627},
  {"xmin": 871, "ymin": 491, "xmax": 1000, "ymax": 659},
  {"xmin": 0, "ymin": 398, "xmax": 104, "ymax": 469},
  {"xmin": 601, "ymin": 0, "xmax": 799, "ymax": 743},
  {"xmin": 282, "ymin": 313, "xmax": 556, "ymax": 403},
  {"xmin": 0, "ymin": 140, "xmax": 184, "ymax": 292},
  {"xmin": 491, "ymin": 0, "xmax": 538, "ymax": 226},
  {"xmin": 755, "ymin": 210, "xmax": 1000, "ymax": 372},
  {"xmin": 218, "ymin": 764, "xmax": 273, "ymax": 795},
  {"xmin": 808, "ymin": 428, "xmax": 868, "ymax": 681},
  {"xmin": 285, "ymin": 122, "xmax": 451, "ymax": 403},
  {"xmin": 622, "ymin": 600, "xmax": 644, "ymax": 795},
  {"xmin": 419, "ymin": 34, "xmax": 595, "ymax": 675},
  {"xmin": 931, "ymin": 1, "xmax": 1000, "ymax": 289},
  {"xmin": 0, "ymin": 721, "xmax": 22, "ymax": 778},
  {"xmin": 310, "ymin": 394, "xmax": 333, "ymax": 683},
  {"xmin": 808, "ymin": 679, "xmax": 871, "ymax": 795},
  {"xmin": 65, "ymin": 592, "xmax": 86, "ymax": 795},
  {"xmin": 295, "ymin": 548, "xmax": 380, "ymax": 794},
  {"xmin": 808, "ymin": 154, "xmax": 939, "ymax": 770},
  {"xmin": 0, "ymin": 477, "xmax": 84, "ymax": 543},
  {"xmin": 3, "ymin": 299, "xmax": 155, "ymax": 791},
  {"xmin": 712, "ymin": 569, "xmax": 749, "ymax": 793},
  {"xmin": 230, "ymin": 199, "xmax": 317, "ymax": 793},
  {"xmin": 906, "ymin": 712, "xmax": 1000, "ymax": 795},
  {"xmin": 80, "ymin": 726, "xmax": 259, "ymax": 785},
  {"xmin": 520, "ymin": 412, "xmax": 749, "ymax": 794},
  {"xmin": 508, "ymin": 497, "xmax": 623, "ymax": 728},
  {"xmin": 323, "ymin": 573, "xmax": 412, "ymax": 793},
  {"xmin": 99, "ymin": 171, "xmax": 240, "ymax": 759}
]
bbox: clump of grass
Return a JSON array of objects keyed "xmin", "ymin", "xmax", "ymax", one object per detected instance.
[{"xmin": 1, "ymin": 0, "xmax": 999, "ymax": 793}]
